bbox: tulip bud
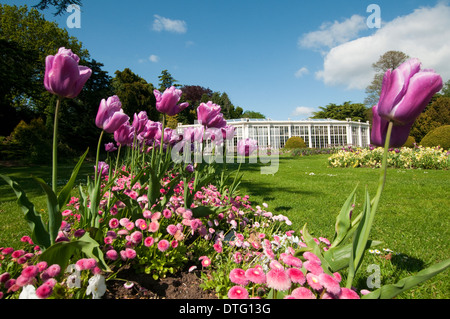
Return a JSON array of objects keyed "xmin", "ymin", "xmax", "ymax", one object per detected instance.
[
  {"xmin": 154, "ymin": 86, "xmax": 189, "ymax": 116},
  {"xmin": 96, "ymin": 95, "xmax": 130, "ymax": 133},
  {"xmin": 197, "ymin": 101, "xmax": 227, "ymax": 128},
  {"xmin": 44, "ymin": 47, "xmax": 92, "ymax": 99},
  {"xmin": 237, "ymin": 138, "xmax": 258, "ymax": 156}
]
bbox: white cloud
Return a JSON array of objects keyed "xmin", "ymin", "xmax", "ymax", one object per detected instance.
[
  {"xmin": 299, "ymin": 15, "xmax": 367, "ymax": 50},
  {"xmin": 149, "ymin": 54, "xmax": 159, "ymax": 63},
  {"xmin": 295, "ymin": 67, "xmax": 309, "ymax": 78},
  {"xmin": 314, "ymin": 3, "xmax": 450, "ymax": 90},
  {"xmin": 291, "ymin": 106, "xmax": 316, "ymax": 118},
  {"xmin": 152, "ymin": 15, "xmax": 187, "ymax": 33}
]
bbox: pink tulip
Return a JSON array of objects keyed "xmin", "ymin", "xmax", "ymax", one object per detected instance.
[
  {"xmin": 197, "ymin": 101, "xmax": 227, "ymax": 128},
  {"xmin": 154, "ymin": 86, "xmax": 189, "ymax": 116},
  {"xmin": 114, "ymin": 122, "xmax": 134, "ymax": 146},
  {"xmin": 132, "ymin": 111, "xmax": 148, "ymax": 135},
  {"xmin": 377, "ymin": 58, "xmax": 443, "ymax": 125},
  {"xmin": 371, "ymin": 105, "xmax": 413, "ymax": 147},
  {"xmin": 44, "ymin": 47, "xmax": 92, "ymax": 99},
  {"xmin": 237, "ymin": 138, "xmax": 258, "ymax": 156},
  {"xmin": 96, "ymin": 95, "xmax": 130, "ymax": 133}
]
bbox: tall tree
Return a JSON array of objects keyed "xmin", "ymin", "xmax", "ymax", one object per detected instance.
[
  {"xmin": 112, "ymin": 68, "xmax": 158, "ymax": 120},
  {"xmin": 158, "ymin": 70, "xmax": 180, "ymax": 91},
  {"xmin": 241, "ymin": 110, "xmax": 265, "ymax": 119},
  {"xmin": 364, "ymin": 51, "xmax": 409, "ymax": 107}
]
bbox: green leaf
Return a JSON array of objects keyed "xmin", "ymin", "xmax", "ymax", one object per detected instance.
[
  {"xmin": 39, "ymin": 232, "xmax": 110, "ymax": 274},
  {"xmin": 330, "ymin": 185, "xmax": 357, "ymax": 248},
  {"xmin": 57, "ymin": 148, "xmax": 88, "ymax": 209},
  {"xmin": 32, "ymin": 176, "xmax": 60, "ymax": 245},
  {"xmin": 0, "ymin": 174, "xmax": 51, "ymax": 249},
  {"xmin": 363, "ymin": 258, "xmax": 450, "ymax": 299},
  {"xmin": 324, "ymin": 240, "xmax": 382, "ymax": 272}
]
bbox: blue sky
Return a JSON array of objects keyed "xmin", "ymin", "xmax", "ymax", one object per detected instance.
[{"xmin": 5, "ymin": 0, "xmax": 450, "ymax": 120}]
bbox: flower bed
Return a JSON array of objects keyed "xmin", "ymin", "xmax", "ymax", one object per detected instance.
[{"xmin": 328, "ymin": 145, "xmax": 450, "ymax": 169}]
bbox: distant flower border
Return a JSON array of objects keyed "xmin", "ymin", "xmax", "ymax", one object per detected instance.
[{"xmin": 328, "ymin": 145, "xmax": 450, "ymax": 170}]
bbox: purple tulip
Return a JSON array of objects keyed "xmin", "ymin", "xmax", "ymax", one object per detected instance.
[
  {"xmin": 377, "ymin": 58, "xmax": 443, "ymax": 125},
  {"xmin": 105, "ymin": 142, "xmax": 117, "ymax": 152},
  {"xmin": 132, "ymin": 111, "xmax": 148, "ymax": 135},
  {"xmin": 96, "ymin": 161, "xmax": 109, "ymax": 176},
  {"xmin": 370, "ymin": 105, "xmax": 413, "ymax": 147},
  {"xmin": 154, "ymin": 86, "xmax": 189, "ymax": 116},
  {"xmin": 237, "ymin": 138, "xmax": 258, "ymax": 156},
  {"xmin": 114, "ymin": 122, "xmax": 134, "ymax": 146},
  {"xmin": 96, "ymin": 95, "xmax": 130, "ymax": 133},
  {"xmin": 143, "ymin": 120, "xmax": 162, "ymax": 141},
  {"xmin": 221, "ymin": 125, "xmax": 236, "ymax": 140},
  {"xmin": 44, "ymin": 47, "xmax": 92, "ymax": 99},
  {"xmin": 197, "ymin": 101, "xmax": 227, "ymax": 128}
]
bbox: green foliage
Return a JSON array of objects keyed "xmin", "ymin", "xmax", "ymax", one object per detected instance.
[
  {"xmin": 8, "ymin": 118, "xmax": 52, "ymax": 163},
  {"xmin": 284, "ymin": 136, "xmax": 306, "ymax": 149},
  {"xmin": 402, "ymin": 136, "xmax": 416, "ymax": 148},
  {"xmin": 112, "ymin": 68, "xmax": 158, "ymax": 120},
  {"xmin": 241, "ymin": 110, "xmax": 265, "ymax": 119},
  {"xmin": 420, "ymin": 125, "xmax": 450, "ymax": 150},
  {"xmin": 33, "ymin": 0, "xmax": 83, "ymax": 16},
  {"xmin": 411, "ymin": 96, "xmax": 450, "ymax": 143},
  {"xmin": 311, "ymin": 101, "xmax": 369, "ymax": 122}
]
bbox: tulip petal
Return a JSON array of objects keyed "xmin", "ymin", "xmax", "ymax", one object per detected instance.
[{"xmin": 390, "ymin": 70, "xmax": 443, "ymax": 124}]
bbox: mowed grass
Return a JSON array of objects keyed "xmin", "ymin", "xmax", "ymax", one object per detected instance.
[
  {"xmin": 230, "ymin": 154, "xmax": 450, "ymax": 299},
  {"xmin": 0, "ymin": 154, "xmax": 449, "ymax": 299}
]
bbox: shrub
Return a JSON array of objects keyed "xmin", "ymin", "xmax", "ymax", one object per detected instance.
[
  {"xmin": 284, "ymin": 136, "xmax": 306, "ymax": 149},
  {"xmin": 402, "ymin": 136, "xmax": 416, "ymax": 148},
  {"xmin": 420, "ymin": 125, "xmax": 450, "ymax": 150}
]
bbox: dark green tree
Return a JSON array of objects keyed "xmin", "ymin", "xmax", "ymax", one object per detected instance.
[
  {"xmin": 311, "ymin": 101, "xmax": 369, "ymax": 122},
  {"xmin": 112, "ymin": 68, "xmax": 158, "ymax": 120},
  {"xmin": 241, "ymin": 110, "xmax": 265, "ymax": 119},
  {"xmin": 158, "ymin": 70, "xmax": 180, "ymax": 91},
  {"xmin": 33, "ymin": 0, "xmax": 82, "ymax": 16}
]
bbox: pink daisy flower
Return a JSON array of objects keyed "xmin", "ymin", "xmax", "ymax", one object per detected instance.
[
  {"xmin": 339, "ymin": 288, "xmax": 360, "ymax": 299},
  {"xmin": 167, "ymin": 224, "xmax": 178, "ymax": 236},
  {"xmin": 201, "ymin": 257, "xmax": 211, "ymax": 268},
  {"xmin": 333, "ymin": 272, "xmax": 342, "ymax": 283},
  {"xmin": 21, "ymin": 266, "xmax": 39, "ymax": 279},
  {"xmin": 266, "ymin": 268, "xmax": 291, "ymax": 291},
  {"xmin": 303, "ymin": 252, "xmax": 321, "ymax": 264},
  {"xmin": 130, "ymin": 231, "xmax": 143, "ymax": 244},
  {"xmin": 106, "ymin": 249, "xmax": 118, "ymax": 260},
  {"xmin": 229, "ymin": 268, "xmax": 249, "ymax": 286},
  {"xmin": 45, "ymin": 264, "xmax": 61, "ymax": 278},
  {"xmin": 157, "ymin": 240, "xmax": 170, "ymax": 252},
  {"xmin": 125, "ymin": 248, "xmax": 137, "ymax": 259},
  {"xmin": 245, "ymin": 268, "xmax": 266, "ymax": 284},
  {"xmin": 306, "ymin": 273, "xmax": 322, "ymax": 291},
  {"xmin": 281, "ymin": 254, "xmax": 302, "ymax": 268},
  {"xmin": 304, "ymin": 260, "xmax": 324, "ymax": 275},
  {"xmin": 228, "ymin": 285, "xmax": 249, "ymax": 299},
  {"xmin": 143, "ymin": 210, "xmax": 152, "ymax": 219},
  {"xmin": 148, "ymin": 221, "xmax": 160, "ymax": 233},
  {"xmin": 319, "ymin": 273, "xmax": 341, "ymax": 296},
  {"xmin": 269, "ymin": 260, "xmax": 284, "ymax": 270},
  {"xmin": 163, "ymin": 209, "xmax": 172, "ymax": 219},
  {"xmin": 36, "ymin": 283, "xmax": 53, "ymax": 299},
  {"xmin": 144, "ymin": 236, "xmax": 154, "ymax": 247},
  {"xmin": 291, "ymin": 287, "xmax": 316, "ymax": 299},
  {"xmin": 36, "ymin": 261, "xmax": 48, "ymax": 272},
  {"xmin": 286, "ymin": 268, "xmax": 306, "ymax": 285}
]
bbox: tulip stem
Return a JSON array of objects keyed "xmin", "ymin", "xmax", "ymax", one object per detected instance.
[
  {"xmin": 95, "ymin": 130, "xmax": 105, "ymax": 184},
  {"xmin": 52, "ymin": 98, "xmax": 62, "ymax": 193}
]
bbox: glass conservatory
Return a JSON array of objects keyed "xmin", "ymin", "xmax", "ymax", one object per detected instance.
[{"xmin": 177, "ymin": 118, "xmax": 371, "ymax": 149}]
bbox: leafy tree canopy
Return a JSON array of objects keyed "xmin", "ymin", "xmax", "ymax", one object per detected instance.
[
  {"xmin": 311, "ymin": 101, "xmax": 369, "ymax": 122},
  {"xmin": 33, "ymin": 0, "xmax": 82, "ymax": 16}
]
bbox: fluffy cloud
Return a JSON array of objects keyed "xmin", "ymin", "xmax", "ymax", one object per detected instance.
[
  {"xmin": 299, "ymin": 15, "xmax": 367, "ymax": 51},
  {"xmin": 314, "ymin": 3, "xmax": 450, "ymax": 90},
  {"xmin": 294, "ymin": 67, "xmax": 309, "ymax": 78},
  {"xmin": 152, "ymin": 15, "xmax": 187, "ymax": 33},
  {"xmin": 291, "ymin": 106, "xmax": 316, "ymax": 118},
  {"xmin": 149, "ymin": 55, "xmax": 159, "ymax": 63}
]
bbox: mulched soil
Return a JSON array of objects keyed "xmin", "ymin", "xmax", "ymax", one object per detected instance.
[{"xmin": 103, "ymin": 266, "xmax": 217, "ymax": 299}]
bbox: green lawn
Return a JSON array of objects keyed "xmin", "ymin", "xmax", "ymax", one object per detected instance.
[{"xmin": 0, "ymin": 154, "xmax": 449, "ymax": 299}]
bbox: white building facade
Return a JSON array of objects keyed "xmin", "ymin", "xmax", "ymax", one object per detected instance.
[{"xmin": 178, "ymin": 118, "xmax": 371, "ymax": 149}]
